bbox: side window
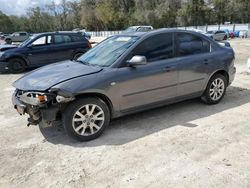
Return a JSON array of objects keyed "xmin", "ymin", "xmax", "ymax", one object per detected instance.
[
  {"xmin": 63, "ymin": 35, "xmax": 71, "ymax": 43},
  {"xmin": 54, "ymin": 35, "xmax": 64, "ymax": 44},
  {"xmin": 32, "ymin": 36, "xmax": 46, "ymax": 46},
  {"xmin": 137, "ymin": 27, "xmax": 151, "ymax": 32},
  {"xmin": 132, "ymin": 33, "xmax": 173, "ymax": 62},
  {"xmin": 177, "ymin": 33, "xmax": 210, "ymax": 56},
  {"xmin": 20, "ymin": 33, "xmax": 27, "ymax": 36},
  {"xmin": 72, "ymin": 35, "xmax": 83, "ymax": 42}
]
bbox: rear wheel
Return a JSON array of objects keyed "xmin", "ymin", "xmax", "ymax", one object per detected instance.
[
  {"xmin": 8, "ymin": 58, "xmax": 26, "ymax": 73},
  {"xmin": 201, "ymin": 74, "xmax": 227, "ymax": 105},
  {"xmin": 73, "ymin": 52, "xmax": 84, "ymax": 61},
  {"xmin": 63, "ymin": 97, "xmax": 110, "ymax": 141}
]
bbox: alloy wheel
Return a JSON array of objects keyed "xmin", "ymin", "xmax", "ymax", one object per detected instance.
[
  {"xmin": 72, "ymin": 104, "xmax": 105, "ymax": 136},
  {"xmin": 209, "ymin": 78, "xmax": 225, "ymax": 101}
]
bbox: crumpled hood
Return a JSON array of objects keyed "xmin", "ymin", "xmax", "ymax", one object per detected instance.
[
  {"xmin": 13, "ymin": 60, "xmax": 103, "ymax": 91},
  {"xmin": 0, "ymin": 44, "xmax": 18, "ymax": 51}
]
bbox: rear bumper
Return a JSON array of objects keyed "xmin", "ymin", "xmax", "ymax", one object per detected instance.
[
  {"xmin": 228, "ymin": 66, "xmax": 236, "ymax": 85},
  {"xmin": 0, "ymin": 61, "xmax": 9, "ymax": 72}
]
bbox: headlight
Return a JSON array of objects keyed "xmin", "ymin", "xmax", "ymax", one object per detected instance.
[{"xmin": 16, "ymin": 91, "xmax": 49, "ymax": 105}]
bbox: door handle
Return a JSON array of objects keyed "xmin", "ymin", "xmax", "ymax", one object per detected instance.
[{"xmin": 204, "ymin": 59, "xmax": 209, "ymax": 65}]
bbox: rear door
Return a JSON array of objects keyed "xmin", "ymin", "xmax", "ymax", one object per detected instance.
[
  {"xmin": 116, "ymin": 33, "xmax": 178, "ymax": 112},
  {"xmin": 175, "ymin": 32, "xmax": 212, "ymax": 97},
  {"xmin": 51, "ymin": 34, "xmax": 75, "ymax": 62}
]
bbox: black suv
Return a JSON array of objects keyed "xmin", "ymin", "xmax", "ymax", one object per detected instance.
[{"xmin": 0, "ymin": 31, "xmax": 91, "ymax": 73}]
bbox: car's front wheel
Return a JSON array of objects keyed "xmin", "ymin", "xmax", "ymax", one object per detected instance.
[
  {"xmin": 201, "ymin": 74, "xmax": 227, "ymax": 105},
  {"xmin": 8, "ymin": 58, "xmax": 26, "ymax": 73},
  {"xmin": 63, "ymin": 97, "xmax": 110, "ymax": 141}
]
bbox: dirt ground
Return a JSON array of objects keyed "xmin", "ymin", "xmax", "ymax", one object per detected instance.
[{"xmin": 0, "ymin": 38, "xmax": 250, "ymax": 188}]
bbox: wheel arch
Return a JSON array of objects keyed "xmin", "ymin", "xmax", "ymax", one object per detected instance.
[
  {"xmin": 74, "ymin": 92, "xmax": 114, "ymax": 118},
  {"xmin": 211, "ymin": 70, "xmax": 229, "ymax": 86},
  {"xmin": 205, "ymin": 69, "xmax": 229, "ymax": 91},
  {"xmin": 71, "ymin": 49, "xmax": 87, "ymax": 60},
  {"xmin": 6, "ymin": 55, "xmax": 29, "ymax": 66}
]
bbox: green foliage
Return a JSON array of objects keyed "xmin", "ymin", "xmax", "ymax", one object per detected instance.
[{"xmin": 0, "ymin": 0, "xmax": 250, "ymax": 33}]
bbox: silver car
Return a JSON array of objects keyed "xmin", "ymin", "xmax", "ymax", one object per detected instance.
[{"xmin": 205, "ymin": 30, "xmax": 227, "ymax": 41}]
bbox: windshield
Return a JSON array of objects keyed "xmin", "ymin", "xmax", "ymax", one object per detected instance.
[
  {"xmin": 19, "ymin": 35, "xmax": 37, "ymax": 47},
  {"xmin": 78, "ymin": 35, "xmax": 139, "ymax": 67}
]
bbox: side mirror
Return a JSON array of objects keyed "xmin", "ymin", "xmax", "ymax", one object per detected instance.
[{"xmin": 127, "ymin": 55, "xmax": 147, "ymax": 66}]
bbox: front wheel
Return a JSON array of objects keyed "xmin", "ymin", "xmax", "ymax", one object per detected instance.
[
  {"xmin": 63, "ymin": 97, "xmax": 110, "ymax": 141},
  {"xmin": 201, "ymin": 74, "xmax": 227, "ymax": 105},
  {"xmin": 8, "ymin": 58, "xmax": 26, "ymax": 73}
]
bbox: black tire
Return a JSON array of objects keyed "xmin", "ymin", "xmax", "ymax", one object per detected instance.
[
  {"xmin": 5, "ymin": 38, "xmax": 12, "ymax": 44},
  {"xmin": 201, "ymin": 74, "xmax": 227, "ymax": 105},
  {"xmin": 73, "ymin": 52, "xmax": 84, "ymax": 60},
  {"xmin": 63, "ymin": 97, "xmax": 110, "ymax": 141},
  {"xmin": 8, "ymin": 58, "xmax": 26, "ymax": 73}
]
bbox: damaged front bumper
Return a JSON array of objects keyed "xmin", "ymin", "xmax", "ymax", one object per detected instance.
[{"xmin": 12, "ymin": 89, "xmax": 74, "ymax": 126}]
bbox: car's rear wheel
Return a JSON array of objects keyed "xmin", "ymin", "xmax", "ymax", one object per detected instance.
[
  {"xmin": 63, "ymin": 97, "xmax": 110, "ymax": 141},
  {"xmin": 8, "ymin": 58, "xmax": 26, "ymax": 73},
  {"xmin": 201, "ymin": 74, "xmax": 227, "ymax": 105},
  {"xmin": 73, "ymin": 52, "xmax": 84, "ymax": 61}
]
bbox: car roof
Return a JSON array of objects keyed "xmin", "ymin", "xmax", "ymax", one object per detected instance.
[
  {"xmin": 35, "ymin": 31, "xmax": 83, "ymax": 36},
  {"xmin": 118, "ymin": 28, "xmax": 207, "ymax": 37}
]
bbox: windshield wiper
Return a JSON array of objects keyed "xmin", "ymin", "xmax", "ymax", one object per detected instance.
[{"xmin": 74, "ymin": 59, "xmax": 91, "ymax": 66}]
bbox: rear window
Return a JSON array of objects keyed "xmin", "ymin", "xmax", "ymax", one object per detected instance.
[
  {"xmin": 20, "ymin": 33, "xmax": 27, "ymax": 36},
  {"xmin": 72, "ymin": 35, "xmax": 84, "ymax": 42},
  {"xmin": 177, "ymin": 33, "xmax": 210, "ymax": 56}
]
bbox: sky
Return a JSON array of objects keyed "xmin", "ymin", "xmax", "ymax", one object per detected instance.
[{"xmin": 0, "ymin": 0, "xmax": 63, "ymax": 16}]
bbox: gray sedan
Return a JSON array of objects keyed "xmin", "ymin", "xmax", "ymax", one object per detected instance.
[{"xmin": 12, "ymin": 29, "xmax": 236, "ymax": 141}]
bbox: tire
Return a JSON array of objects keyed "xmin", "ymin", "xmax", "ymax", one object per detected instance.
[
  {"xmin": 73, "ymin": 52, "xmax": 84, "ymax": 61},
  {"xmin": 63, "ymin": 97, "xmax": 110, "ymax": 141},
  {"xmin": 8, "ymin": 58, "xmax": 26, "ymax": 73},
  {"xmin": 201, "ymin": 74, "xmax": 227, "ymax": 105},
  {"xmin": 5, "ymin": 38, "xmax": 12, "ymax": 44}
]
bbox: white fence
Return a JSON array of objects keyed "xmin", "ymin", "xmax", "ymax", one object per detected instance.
[{"xmin": 88, "ymin": 24, "xmax": 250, "ymax": 38}]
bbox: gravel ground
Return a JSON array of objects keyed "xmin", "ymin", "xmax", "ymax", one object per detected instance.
[{"xmin": 0, "ymin": 38, "xmax": 250, "ymax": 188}]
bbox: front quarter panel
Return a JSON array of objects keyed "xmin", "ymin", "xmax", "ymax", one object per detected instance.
[{"xmin": 51, "ymin": 68, "xmax": 120, "ymax": 113}]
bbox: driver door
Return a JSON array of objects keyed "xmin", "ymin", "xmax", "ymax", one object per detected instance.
[
  {"xmin": 27, "ymin": 35, "xmax": 55, "ymax": 67},
  {"xmin": 116, "ymin": 33, "xmax": 178, "ymax": 112}
]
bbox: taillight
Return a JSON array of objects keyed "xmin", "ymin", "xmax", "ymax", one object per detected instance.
[{"xmin": 88, "ymin": 41, "xmax": 92, "ymax": 48}]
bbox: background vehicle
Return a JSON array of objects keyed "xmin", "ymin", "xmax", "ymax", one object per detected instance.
[
  {"xmin": 12, "ymin": 29, "xmax": 236, "ymax": 141},
  {"xmin": 0, "ymin": 31, "xmax": 91, "ymax": 73},
  {"xmin": 205, "ymin": 30, "xmax": 227, "ymax": 41},
  {"xmin": 72, "ymin": 28, "xmax": 91, "ymax": 40},
  {"xmin": 5, "ymin": 32, "xmax": 30, "ymax": 44},
  {"xmin": 124, "ymin": 26, "xmax": 154, "ymax": 33},
  {"xmin": 239, "ymin": 30, "xmax": 248, "ymax": 38},
  {"xmin": 0, "ymin": 34, "xmax": 9, "ymax": 40}
]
